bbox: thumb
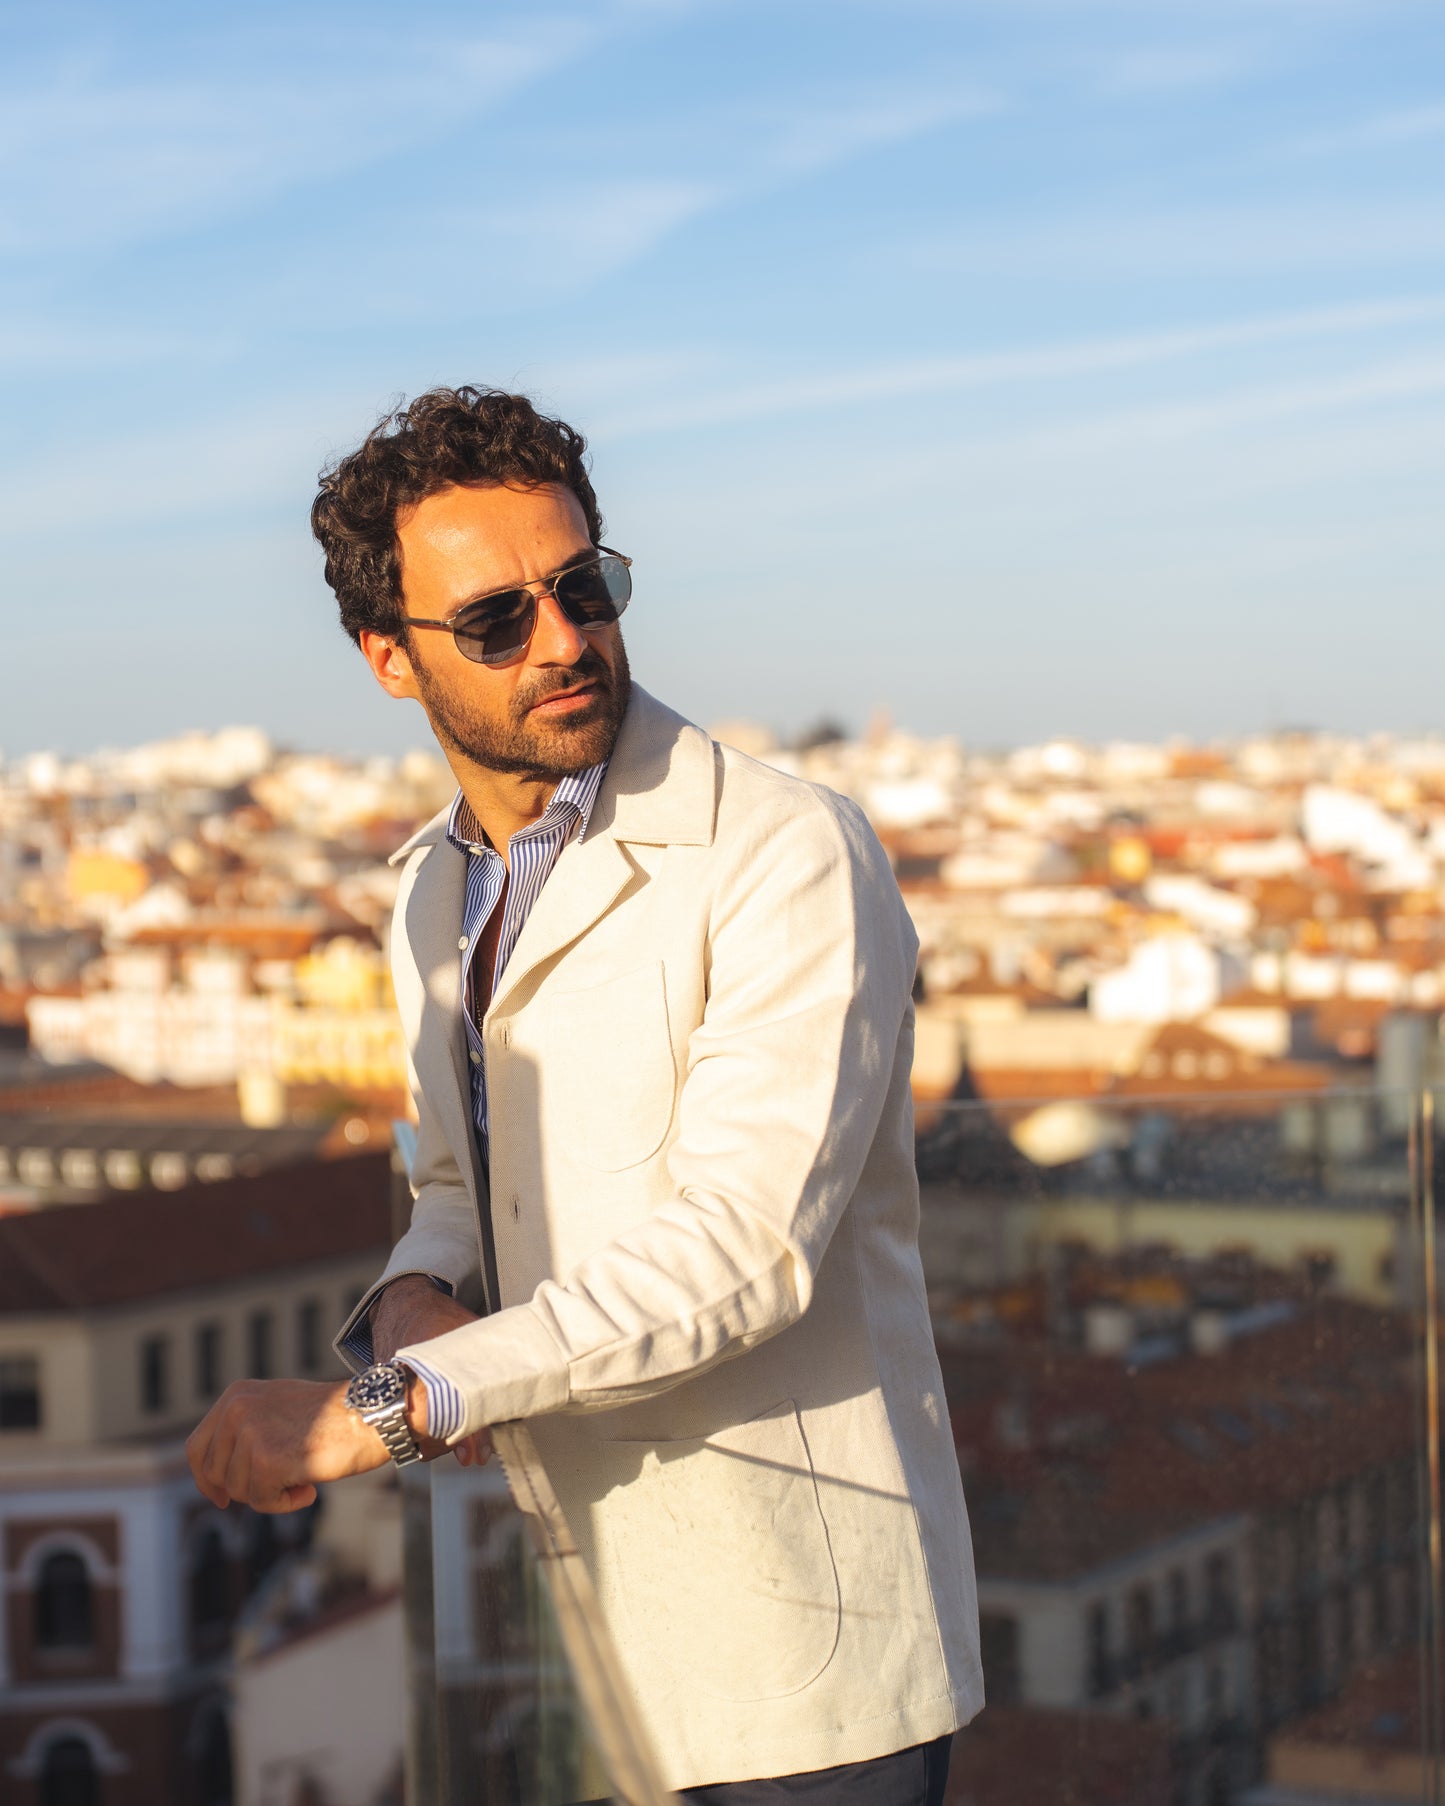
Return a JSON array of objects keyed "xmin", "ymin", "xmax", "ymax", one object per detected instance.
[{"xmin": 258, "ymin": 1482, "xmax": 319, "ymax": 1514}]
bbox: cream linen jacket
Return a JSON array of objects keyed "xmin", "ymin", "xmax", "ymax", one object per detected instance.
[{"xmin": 336, "ymin": 686, "xmax": 983, "ymax": 1789}]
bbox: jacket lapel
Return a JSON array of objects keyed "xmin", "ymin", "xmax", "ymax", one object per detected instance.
[
  {"xmin": 485, "ymin": 687, "xmax": 718, "ymax": 1017},
  {"xmin": 397, "ymin": 836, "xmax": 478, "ymax": 1188},
  {"xmin": 486, "ymin": 832, "xmax": 636, "ymax": 1017}
]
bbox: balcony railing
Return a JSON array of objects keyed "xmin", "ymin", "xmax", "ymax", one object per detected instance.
[{"xmin": 396, "ymin": 1086, "xmax": 1445, "ymax": 1804}]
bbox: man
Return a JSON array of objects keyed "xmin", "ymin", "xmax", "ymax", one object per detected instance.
[{"xmin": 187, "ymin": 386, "xmax": 982, "ymax": 1801}]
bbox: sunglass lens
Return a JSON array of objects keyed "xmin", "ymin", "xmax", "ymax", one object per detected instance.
[
  {"xmin": 556, "ymin": 556, "xmax": 631, "ymax": 624},
  {"xmin": 452, "ymin": 592, "xmax": 536, "ymax": 665}
]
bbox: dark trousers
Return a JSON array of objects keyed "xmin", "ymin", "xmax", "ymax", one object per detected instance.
[{"xmin": 578, "ymin": 1733, "xmax": 955, "ymax": 1806}]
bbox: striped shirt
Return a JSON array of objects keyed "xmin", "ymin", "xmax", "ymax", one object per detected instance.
[
  {"xmin": 347, "ymin": 761, "xmax": 607, "ymax": 1441},
  {"xmin": 449, "ymin": 761, "xmax": 608, "ymax": 1145}
]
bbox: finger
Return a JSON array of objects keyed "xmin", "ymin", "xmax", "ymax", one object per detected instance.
[
  {"xmin": 194, "ymin": 1413, "xmax": 236, "ymax": 1510},
  {"xmin": 223, "ymin": 1434, "xmax": 254, "ymax": 1512},
  {"xmin": 186, "ymin": 1420, "xmax": 228, "ymax": 1508},
  {"xmin": 256, "ymin": 1482, "xmax": 318, "ymax": 1515}
]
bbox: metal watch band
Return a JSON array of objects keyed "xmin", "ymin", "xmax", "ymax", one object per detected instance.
[{"xmin": 370, "ymin": 1403, "xmax": 424, "ymax": 1467}]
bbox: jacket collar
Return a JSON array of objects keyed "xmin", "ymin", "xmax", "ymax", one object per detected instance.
[{"xmin": 386, "ymin": 684, "xmax": 716, "ymax": 868}]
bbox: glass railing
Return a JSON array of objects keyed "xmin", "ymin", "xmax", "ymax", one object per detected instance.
[{"xmin": 400, "ymin": 1087, "xmax": 1445, "ymax": 1805}]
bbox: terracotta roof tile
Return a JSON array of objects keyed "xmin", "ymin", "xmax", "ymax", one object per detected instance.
[{"xmin": 0, "ymin": 1152, "xmax": 392, "ymax": 1314}]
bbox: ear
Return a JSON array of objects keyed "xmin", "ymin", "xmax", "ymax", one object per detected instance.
[{"xmin": 359, "ymin": 629, "xmax": 421, "ymax": 701}]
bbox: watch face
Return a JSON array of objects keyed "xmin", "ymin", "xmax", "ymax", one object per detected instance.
[{"xmin": 348, "ymin": 1363, "xmax": 407, "ymax": 1412}]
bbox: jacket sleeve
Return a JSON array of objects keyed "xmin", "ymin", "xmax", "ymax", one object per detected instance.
[{"xmin": 394, "ymin": 787, "xmax": 916, "ymax": 1438}]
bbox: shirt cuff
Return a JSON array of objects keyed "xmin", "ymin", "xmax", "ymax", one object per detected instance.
[
  {"xmin": 397, "ymin": 1352, "xmax": 467, "ymax": 1445},
  {"xmin": 395, "ymin": 1305, "xmax": 570, "ymax": 1440},
  {"xmin": 339, "ymin": 1272, "xmax": 454, "ymax": 1370}
]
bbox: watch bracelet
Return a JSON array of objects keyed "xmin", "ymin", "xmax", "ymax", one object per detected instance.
[{"xmin": 374, "ymin": 1407, "xmax": 424, "ymax": 1467}]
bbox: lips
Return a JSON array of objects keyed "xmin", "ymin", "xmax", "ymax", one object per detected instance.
[{"xmin": 529, "ymin": 679, "xmax": 599, "ymax": 713}]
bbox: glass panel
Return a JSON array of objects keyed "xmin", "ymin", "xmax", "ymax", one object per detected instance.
[
  {"xmin": 401, "ymin": 1085, "xmax": 1444, "ymax": 1802},
  {"xmin": 920, "ymin": 1085, "xmax": 1442, "ymax": 1805},
  {"xmin": 414, "ymin": 1454, "xmax": 612, "ymax": 1805}
]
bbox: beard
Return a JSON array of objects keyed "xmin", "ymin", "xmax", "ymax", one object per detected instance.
[{"xmin": 411, "ymin": 637, "xmax": 632, "ymax": 781}]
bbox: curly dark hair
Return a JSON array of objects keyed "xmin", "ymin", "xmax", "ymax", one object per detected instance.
[{"xmin": 311, "ymin": 386, "xmax": 604, "ymax": 645}]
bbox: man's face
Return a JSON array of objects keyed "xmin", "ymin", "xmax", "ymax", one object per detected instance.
[{"xmin": 388, "ymin": 481, "xmax": 630, "ymax": 781}]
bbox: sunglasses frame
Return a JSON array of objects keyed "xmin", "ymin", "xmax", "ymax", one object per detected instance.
[{"xmin": 402, "ymin": 547, "xmax": 632, "ymax": 667}]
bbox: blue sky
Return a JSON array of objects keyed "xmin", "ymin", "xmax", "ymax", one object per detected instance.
[{"xmin": 3, "ymin": 0, "xmax": 1443, "ymax": 757}]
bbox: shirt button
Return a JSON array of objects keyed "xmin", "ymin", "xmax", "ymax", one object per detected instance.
[
  {"xmin": 458, "ymin": 936, "xmax": 469, "ymax": 951},
  {"xmin": 469, "ymin": 1050, "xmax": 481, "ymax": 1065}
]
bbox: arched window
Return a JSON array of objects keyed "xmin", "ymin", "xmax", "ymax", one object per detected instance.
[
  {"xmin": 35, "ymin": 1552, "xmax": 93, "ymax": 1650},
  {"xmin": 39, "ymin": 1735, "xmax": 98, "ymax": 1806},
  {"xmin": 189, "ymin": 1528, "xmax": 230, "ymax": 1632}
]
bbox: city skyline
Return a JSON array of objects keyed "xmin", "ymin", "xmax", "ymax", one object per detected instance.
[{"xmin": 4, "ymin": 0, "xmax": 1443, "ymax": 757}]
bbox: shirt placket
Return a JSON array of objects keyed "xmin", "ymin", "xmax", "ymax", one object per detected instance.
[{"xmin": 460, "ymin": 802, "xmax": 581, "ymax": 1149}]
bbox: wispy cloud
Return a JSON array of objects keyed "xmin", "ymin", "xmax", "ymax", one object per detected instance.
[
  {"xmin": 969, "ymin": 354, "xmax": 1445, "ymax": 462},
  {"xmin": 0, "ymin": 318, "xmax": 240, "ymax": 375},
  {"xmin": 764, "ymin": 85, "xmax": 1003, "ymax": 175},
  {"xmin": 596, "ymin": 295, "xmax": 1445, "ymax": 436},
  {"xmin": 26, "ymin": 68, "xmax": 1005, "ymax": 340},
  {"xmin": 0, "ymin": 17, "xmax": 604, "ymax": 259},
  {"xmin": 1093, "ymin": 42, "xmax": 1255, "ymax": 95},
  {"xmin": 897, "ymin": 200, "xmax": 1445, "ymax": 279},
  {"xmin": 1291, "ymin": 100, "xmax": 1445, "ymax": 154}
]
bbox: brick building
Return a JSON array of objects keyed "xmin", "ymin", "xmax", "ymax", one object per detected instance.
[
  {"xmin": 0, "ymin": 1153, "xmax": 394, "ymax": 1806},
  {"xmin": 941, "ymin": 1267, "xmax": 1421, "ymax": 1805}
]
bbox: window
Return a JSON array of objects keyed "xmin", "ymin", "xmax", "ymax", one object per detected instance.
[
  {"xmin": 1167, "ymin": 1567, "xmax": 1188, "ymax": 1635},
  {"xmin": 1206, "ymin": 1660, "xmax": 1228, "ymax": 1723},
  {"xmin": 1127, "ymin": 1583, "xmax": 1155, "ymax": 1668},
  {"xmin": 980, "ymin": 1611, "xmax": 1021, "ymax": 1705},
  {"xmin": 139, "ymin": 1335, "xmax": 169, "ymax": 1412},
  {"xmin": 36, "ymin": 1550, "xmax": 93, "ymax": 1649},
  {"xmin": 0, "ymin": 1355, "xmax": 41, "ymax": 1429},
  {"xmin": 1205, "ymin": 1551, "xmax": 1236, "ymax": 1633},
  {"xmin": 297, "ymin": 1297, "xmax": 322, "ymax": 1374},
  {"xmin": 1086, "ymin": 1601, "xmax": 1111, "ymax": 1697},
  {"xmin": 40, "ymin": 1736, "xmax": 98, "ymax": 1806},
  {"xmin": 190, "ymin": 1526, "xmax": 231, "ymax": 1631},
  {"xmin": 247, "ymin": 1310, "xmax": 273, "ymax": 1380},
  {"xmin": 196, "ymin": 1323, "xmax": 223, "ymax": 1399}
]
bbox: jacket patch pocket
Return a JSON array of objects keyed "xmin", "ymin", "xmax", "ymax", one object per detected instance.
[
  {"xmin": 601, "ymin": 1401, "xmax": 841, "ymax": 1702},
  {"xmin": 545, "ymin": 961, "xmax": 676, "ymax": 1171}
]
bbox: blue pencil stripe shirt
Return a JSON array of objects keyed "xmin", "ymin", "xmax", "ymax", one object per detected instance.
[{"xmin": 343, "ymin": 761, "xmax": 608, "ymax": 1443}]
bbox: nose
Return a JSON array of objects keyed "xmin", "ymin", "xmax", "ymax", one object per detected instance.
[{"xmin": 527, "ymin": 587, "xmax": 589, "ymax": 666}]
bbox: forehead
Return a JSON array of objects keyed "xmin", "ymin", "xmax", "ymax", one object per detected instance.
[{"xmin": 396, "ymin": 481, "xmax": 591, "ymax": 605}]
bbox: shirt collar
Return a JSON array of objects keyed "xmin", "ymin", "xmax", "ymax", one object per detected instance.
[{"xmin": 445, "ymin": 759, "xmax": 609, "ymax": 856}]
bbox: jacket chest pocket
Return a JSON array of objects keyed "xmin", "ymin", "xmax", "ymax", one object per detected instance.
[{"xmin": 542, "ymin": 961, "xmax": 676, "ymax": 1171}]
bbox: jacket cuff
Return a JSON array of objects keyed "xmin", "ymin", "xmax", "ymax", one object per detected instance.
[
  {"xmin": 332, "ymin": 1269, "xmax": 455, "ymax": 1375},
  {"xmin": 395, "ymin": 1305, "xmax": 569, "ymax": 1437}
]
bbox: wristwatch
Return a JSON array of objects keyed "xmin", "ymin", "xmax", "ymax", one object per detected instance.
[{"xmin": 345, "ymin": 1360, "xmax": 424, "ymax": 1467}]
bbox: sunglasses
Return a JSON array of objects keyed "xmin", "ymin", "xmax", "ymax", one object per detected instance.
[{"xmin": 403, "ymin": 548, "xmax": 632, "ymax": 668}]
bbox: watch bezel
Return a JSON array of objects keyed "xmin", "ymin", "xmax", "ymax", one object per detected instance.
[{"xmin": 347, "ymin": 1360, "xmax": 409, "ymax": 1414}]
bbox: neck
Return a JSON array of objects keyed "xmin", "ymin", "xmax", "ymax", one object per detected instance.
[{"xmin": 446, "ymin": 755, "xmax": 559, "ymax": 867}]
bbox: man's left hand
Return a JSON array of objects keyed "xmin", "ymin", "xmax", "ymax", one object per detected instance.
[{"xmin": 186, "ymin": 1377, "xmax": 442, "ymax": 1514}]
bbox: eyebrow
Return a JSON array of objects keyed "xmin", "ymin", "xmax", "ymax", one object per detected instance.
[{"xmin": 448, "ymin": 544, "xmax": 597, "ymax": 616}]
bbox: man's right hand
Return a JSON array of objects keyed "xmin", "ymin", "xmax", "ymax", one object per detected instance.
[{"xmin": 369, "ymin": 1274, "xmax": 492, "ymax": 1468}]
